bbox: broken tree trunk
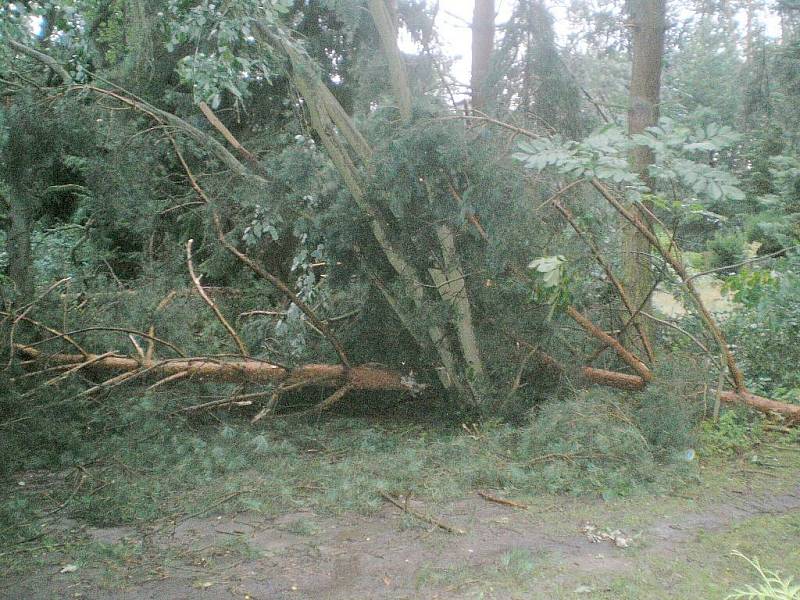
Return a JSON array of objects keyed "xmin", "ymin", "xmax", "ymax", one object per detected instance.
[
  {"xmin": 17, "ymin": 343, "xmax": 800, "ymax": 422},
  {"xmin": 13, "ymin": 344, "xmax": 417, "ymax": 392}
]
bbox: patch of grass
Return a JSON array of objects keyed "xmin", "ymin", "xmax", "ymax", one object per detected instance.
[
  {"xmin": 278, "ymin": 518, "xmax": 320, "ymax": 536},
  {"xmin": 414, "ymin": 549, "xmax": 544, "ymax": 597},
  {"xmin": 497, "ymin": 547, "xmax": 538, "ymax": 583}
]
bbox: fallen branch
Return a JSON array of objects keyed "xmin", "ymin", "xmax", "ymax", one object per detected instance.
[
  {"xmin": 186, "ymin": 239, "xmax": 248, "ymax": 356},
  {"xmin": 719, "ymin": 391, "xmax": 800, "ymax": 422},
  {"xmin": 282, "ymin": 383, "xmax": 355, "ymax": 418},
  {"xmin": 590, "ymin": 178, "xmax": 747, "ymax": 392},
  {"xmin": 198, "ymin": 101, "xmax": 263, "ymax": 170},
  {"xmin": 477, "ymin": 491, "xmax": 529, "ymax": 510},
  {"xmin": 552, "ymin": 198, "xmax": 654, "ymax": 362},
  {"xmin": 379, "ymin": 491, "xmax": 465, "ymax": 534},
  {"xmin": 566, "ymin": 306, "xmax": 653, "ymax": 382}
]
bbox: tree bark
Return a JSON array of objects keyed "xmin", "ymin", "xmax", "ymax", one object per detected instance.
[
  {"xmin": 7, "ymin": 191, "xmax": 34, "ymax": 303},
  {"xmin": 17, "ymin": 343, "xmax": 800, "ymax": 422},
  {"xmin": 621, "ymin": 0, "xmax": 666, "ymax": 347},
  {"xmin": 471, "ymin": 0, "xmax": 495, "ymax": 112},
  {"xmin": 13, "ymin": 344, "xmax": 417, "ymax": 392}
]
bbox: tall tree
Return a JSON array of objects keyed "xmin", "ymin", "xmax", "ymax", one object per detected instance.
[
  {"xmin": 621, "ymin": 0, "xmax": 667, "ymax": 343},
  {"xmin": 471, "ymin": 0, "xmax": 495, "ymax": 111}
]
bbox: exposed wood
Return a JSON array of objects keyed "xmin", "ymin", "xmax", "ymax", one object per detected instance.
[
  {"xmin": 198, "ymin": 101, "xmax": 261, "ymax": 167},
  {"xmin": 566, "ymin": 306, "xmax": 653, "ymax": 381},
  {"xmin": 581, "ymin": 367, "xmax": 647, "ymax": 391},
  {"xmin": 720, "ymin": 391, "xmax": 800, "ymax": 422},
  {"xmin": 592, "ymin": 179, "xmax": 747, "ymax": 392},
  {"xmin": 13, "ymin": 344, "xmax": 417, "ymax": 392},
  {"xmin": 552, "ymin": 198, "xmax": 654, "ymax": 362}
]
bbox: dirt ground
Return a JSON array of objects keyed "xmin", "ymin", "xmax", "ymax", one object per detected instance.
[{"xmin": 3, "ymin": 455, "xmax": 800, "ymax": 600}]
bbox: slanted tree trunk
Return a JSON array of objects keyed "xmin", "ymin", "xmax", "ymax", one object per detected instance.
[
  {"xmin": 369, "ymin": 0, "xmax": 486, "ymax": 399},
  {"xmin": 621, "ymin": 0, "xmax": 666, "ymax": 346}
]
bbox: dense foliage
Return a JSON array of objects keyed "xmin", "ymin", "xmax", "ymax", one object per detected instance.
[{"xmin": 2, "ymin": 0, "xmax": 800, "ymax": 510}]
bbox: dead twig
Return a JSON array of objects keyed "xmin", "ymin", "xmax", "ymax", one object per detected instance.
[
  {"xmin": 686, "ymin": 245, "xmax": 800, "ymax": 281},
  {"xmin": 26, "ymin": 325, "xmax": 185, "ymax": 357},
  {"xmin": 281, "ymin": 384, "xmax": 355, "ymax": 419},
  {"xmin": 477, "ymin": 491, "xmax": 529, "ymax": 510},
  {"xmin": 4, "ymin": 278, "xmax": 74, "ymax": 369},
  {"xmin": 147, "ymin": 371, "xmax": 189, "ymax": 390},
  {"xmin": 165, "ymin": 130, "xmax": 351, "ymax": 369},
  {"xmin": 379, "ymin": 491, "xmax": 465, "ymax": 534},
  {"xmin": 179, "ymin": 397, "xmax": 254, "ymax": 412},
  {"xmin": 552, "ymin": 198, "xmax": 655, "ymax": 362}
]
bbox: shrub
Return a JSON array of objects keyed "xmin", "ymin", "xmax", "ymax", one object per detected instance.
[
  {"xmin": 746, "ymin": 218, "xmax": 798, "ymax": 256},
  {"xmin": 724, "ymin": 254, "xmax": 800, "ymax": 399},
  {"xmin": 708, "ymin": 231, "xmax": 746, "ymax": 273}
]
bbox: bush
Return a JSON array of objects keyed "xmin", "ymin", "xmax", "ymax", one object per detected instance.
[
  {"xmin": 746, "ymin": 217, "xmax": 798, "ymax": 256},
  {"xmin": 724, "ymin": 254, "xmax": 800, "ymax": 399},
  {"xmin": 701, "ymin": 409, "xmax": 762, "ymax": 456},
  {"xmin": 708, "ymin": 231, "xmax": 746, "ymax": 272}
]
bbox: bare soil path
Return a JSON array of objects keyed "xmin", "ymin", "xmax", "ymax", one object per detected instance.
[{"xmin": 3, "ymin": 459, "xmax": 799, "ymax": 600}]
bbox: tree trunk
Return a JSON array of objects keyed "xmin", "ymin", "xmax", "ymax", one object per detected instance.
[
  {"xmin": 621, "ymin": 0, "xmax": 666, "ymax": 348},
  {"xmin": 7, "ymin": 191, "xmax": 34, "ymax": 303},
  {"xmin": 13, "ymin": 344, "xmax": 419, "ymax": 391},
  {"xmin": 471, "ymin": 0, "xmax": 495, "ymax": 112},
  {"xmin": 16, "ymin": 343, "xmax": 800, "ymax": 422}
]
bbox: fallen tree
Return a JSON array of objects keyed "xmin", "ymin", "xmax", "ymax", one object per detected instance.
[
  {"xmin": 13, "ymin": 344, "xmax": 420, "ymax": 393},
  {"xmin": 5, "ymin": 7, "xmax": 800, "ymax": 426},
  {"xmin": 13, "ymin": 344, "xmax": 800, "ymax": 422}
]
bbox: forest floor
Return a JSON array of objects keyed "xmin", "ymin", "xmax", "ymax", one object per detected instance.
[{"xmin": 2, "ymin": 434, "xmax": 799, "ymax": 600}]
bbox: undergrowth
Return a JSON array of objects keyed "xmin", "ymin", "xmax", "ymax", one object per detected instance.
[
  {"xmin": 0, "ymin": 359, "xmax": 721, "ymax": 548},
  {"xmin": 726, "ymin": 551, "xmax": 800, "ymax": 600}
]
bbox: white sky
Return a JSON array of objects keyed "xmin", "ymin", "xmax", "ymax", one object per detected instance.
[
  {"xmin": 431, "ymin": 0, "xmax": 515, "ymax": 85},
  {"xmin": 410, "ymin": 0, "xmax": 782, "ymax": 89}
]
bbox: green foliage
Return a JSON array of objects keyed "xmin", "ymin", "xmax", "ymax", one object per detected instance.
[
  {"xmin": 166, "ymin": 0, "xmax": 286, "ymax": 108},
  {"xmin": 707, "ymin": 231, "xmax": 746, "ymax": 273},
  {"xmin": 527, "ymin": 255, "xmax": 570, "ymax": 316},
  {"xmin": 700, "ymin": 410, "xmax": 763, "ymax": 456},
  {"xmin": 722, "ymin": 269, "xmax": 778, "ymax": 309},
  {"xmin": 726, "ymin": 551, "xmax": 800, "ymax": 600},
  {"xmin": 498, "ymin": 548, "xmax": 538, "ymax": 583},
  {"xmin": 513, "ymin": 126, "xmax": 643, "ymax": 186},
  {"xmin": 746, "ymin": 217, "xmax": 798, "ymax": 256},
  {"xmin": 0, "ymin": 359, "xmax": 709, "ymax": 543},
  {"xmin": 724, "ymin": 254, "xmax": 800, "ymax": 399},
  {"xmin": 513, "ymin": 118, "xmax": 747, "ymax": 205}
]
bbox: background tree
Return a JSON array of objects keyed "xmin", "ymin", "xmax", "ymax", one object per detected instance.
[{"xmin": 620, "ymin": 0, "xmax": 667, "ymax": 345}]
